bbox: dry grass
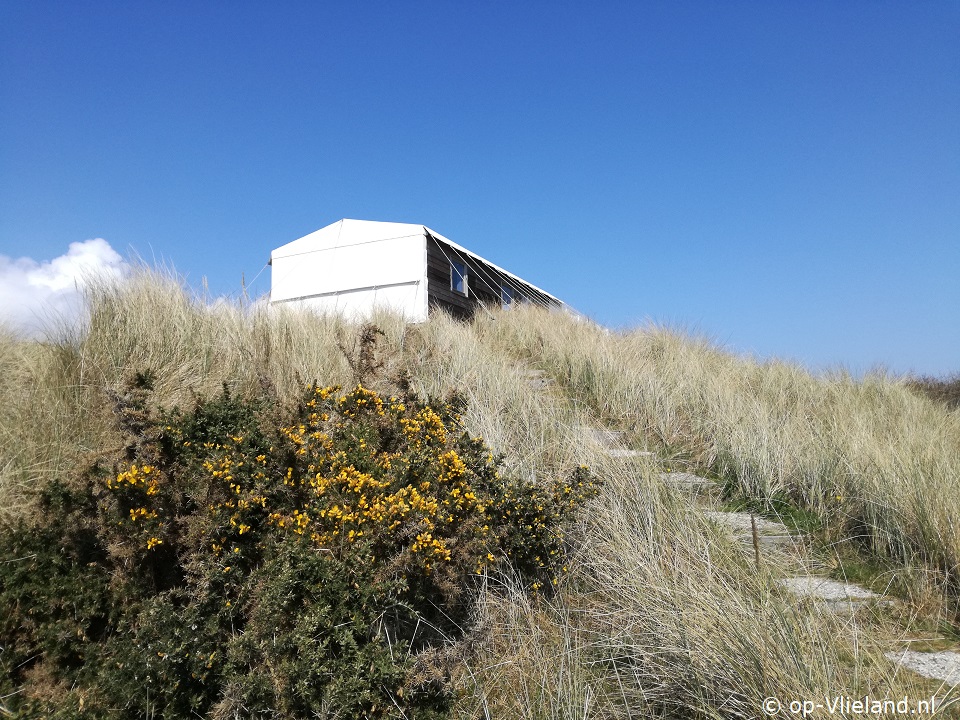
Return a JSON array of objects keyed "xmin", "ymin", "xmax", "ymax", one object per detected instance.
[
  {"xmin": 453, "ymin": 454, "xmax": 939, "ymax": 718},
  {"xmin": 477, "ymin": 306, "xmax": 960, "ymax": 593},
  {"xmin": 1, "ymin": 270, "xmax": 957, "ymax": 718},
  {"xmin": 573, "ymin": 461, "xmax": 923, "ymax": 717}
]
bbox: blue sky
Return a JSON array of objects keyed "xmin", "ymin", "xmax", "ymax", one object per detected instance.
[{"xmin": 1, "ymin": 2, "xmax": 958, "ymax": 376}]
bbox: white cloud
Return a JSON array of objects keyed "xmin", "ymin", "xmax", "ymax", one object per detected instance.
[{"xmin": 0, "ymin": 239, "xmax": 128, "ymax": 337}]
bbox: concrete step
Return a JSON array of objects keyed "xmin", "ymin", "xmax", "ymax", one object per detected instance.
[
  {"xmin": 608, "ymin": 448, "xmax": 654, "ymax": 458},
  {"xmin": 660, "ymin": 471, "xmax": 718, "ymax": 495},
  {"xmin": 702, "ymin": 510, "xmax": 808, "ymax": 570},
  {"xmin": 885, "ymin": 649, "xmax": 960, "ymax": 686},
  {"xmin": 779, "ymin": 576, "xmax": 878, "ymax": 600},
  {"xmin": 576, "ymin": 425, "xmax": 654, "ymax": 460},
  {"xmin": 703, "ymin": 510, "xmax": 795, "ymax": 541},
  {"xmin": 778, "ymin": 576, "xmax": 890, "ymax": 615},
  {"xmin": 576, "ymin": 425, "xmax": 625, "ymax": 448},
  {"xmin": 521, "ymin": 368, "xmax": 553, "ymax": 389}
]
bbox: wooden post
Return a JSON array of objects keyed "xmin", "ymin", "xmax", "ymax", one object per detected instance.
[{"xmin": 750, "ymin": 513, "xmax": 761, "ymax": 570}]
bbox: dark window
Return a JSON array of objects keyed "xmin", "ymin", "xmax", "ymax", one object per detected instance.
[
  {"xmin": 451, "ymin": 259, "xmax": 468, "ymax": 295},
  {"xmin": 501, "ymin": 284, "xmax": 514, "ymax": 308}
]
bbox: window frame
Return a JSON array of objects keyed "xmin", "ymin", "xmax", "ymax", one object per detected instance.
[
  {"xmin": 500, "ymin": 283, "xmax": 514, "ymax": 309},
  {"xmin": 450, "ymin": 259, "xmax": 468, "ymax": 296}
]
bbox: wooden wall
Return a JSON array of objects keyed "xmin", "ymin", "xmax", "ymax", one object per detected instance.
[{"xmin": 425, "ymin": 234, "xmax": 560, "ymax": 319}]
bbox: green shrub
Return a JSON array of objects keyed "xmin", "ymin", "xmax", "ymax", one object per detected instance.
[{"xmin": 0, "ymin": 370, "xmax": 597, "ymax": 718}]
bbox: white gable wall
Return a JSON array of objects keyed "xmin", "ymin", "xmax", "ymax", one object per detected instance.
[{"xmin": 270, "ymin": 220, "xmax": 429, "ymax": 322}]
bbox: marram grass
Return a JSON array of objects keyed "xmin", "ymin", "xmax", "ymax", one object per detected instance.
[
  {"xmin": 0, "ymin": 270, "xmax": 956, "ymax": 718},
  {"xmin": 477, "ymin": 306, "xmax": 960, "ymax": 592}
]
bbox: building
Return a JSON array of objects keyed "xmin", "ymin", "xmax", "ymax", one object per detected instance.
[{"xmin": 270, "ymin": 219, "xmax": 565, "ymax": 321}]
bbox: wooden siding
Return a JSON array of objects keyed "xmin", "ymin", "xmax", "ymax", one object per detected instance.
[{"xmin": 425, "ymin": 235, "xmax": 560, "ymax": 319}]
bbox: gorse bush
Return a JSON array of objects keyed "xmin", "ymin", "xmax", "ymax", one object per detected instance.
[{"xmin": 0, "ymin": 364, "xmax": 597, "ymax": 718}]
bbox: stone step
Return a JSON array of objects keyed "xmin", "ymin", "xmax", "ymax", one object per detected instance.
[
  {"xmin": 660, "ymin": 471, "xmax": 718, "ymax": 495},
  {"xmin": 575, "ymin": 425, "xmax": 655, "ymax": 460},
  {"xmin": 703, "ymin": 510, "xmax": 792, "ymax": 537},
  {"xmin": 777, "ymin": 576, "xmax": 890, "ymax": 615},
  {"xmin": 608, "ymin": 448, "xmax": 654, "ymax": 458},
  {"xmin": 778, "ymin": 576, "xmax": 878, "ymax": 601},
  {"xmin": 703, "ymin": 511, "xmax": 806, "ymax": 559},
  {"xmin": 521, "ymin": 368, "xmax": 553, "ymax": 389},
  {"xmin": 576, "ymin": 425, "xmax": 625, "ymax": 448},
  {"xmin": 885, "ymin": 649, "xmax": 960, "ymax": 686}
]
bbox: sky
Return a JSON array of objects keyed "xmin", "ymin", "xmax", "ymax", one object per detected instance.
[{"xmin": 1, "ymin": 2, "xmax": 958, "ymax": 376}]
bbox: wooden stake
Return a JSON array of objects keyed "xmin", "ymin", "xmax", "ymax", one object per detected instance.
[{"xmin": 751, "ymin": 513, "xmax": 761, "ymax": 570}]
